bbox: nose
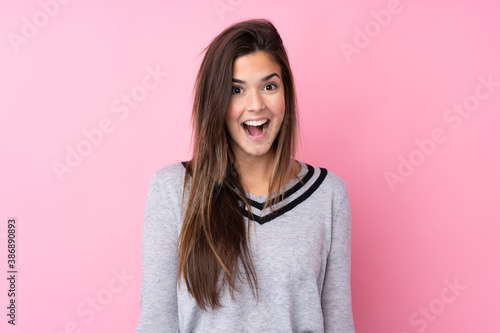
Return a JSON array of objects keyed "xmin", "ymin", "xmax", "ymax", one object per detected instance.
[{"xmin": 246, "ymin": 90, "xmax": 265, "ymax": 112}]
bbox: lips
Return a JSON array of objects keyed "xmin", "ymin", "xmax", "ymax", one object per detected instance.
[{"xmin": 242, "ymin": 118, "xmax": 269, "ymax": 138}]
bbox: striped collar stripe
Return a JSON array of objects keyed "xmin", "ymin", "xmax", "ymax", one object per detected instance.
[
  {"xmin": 181, "ymin": 162, "xmax": 327, "ymax": 225},
  {"xmin": 243, "ymin": 164, "xmax": 327, "ymax": 224}
]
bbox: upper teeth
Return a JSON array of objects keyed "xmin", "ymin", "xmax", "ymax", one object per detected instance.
[{"xmin": 244, "ymin": 119, "xmax": 268, "ymax": 126}]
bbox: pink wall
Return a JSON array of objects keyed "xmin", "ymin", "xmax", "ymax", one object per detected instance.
[{"xmin": 1, "ymin": 0, "xmax": 499, "ymax": 332}]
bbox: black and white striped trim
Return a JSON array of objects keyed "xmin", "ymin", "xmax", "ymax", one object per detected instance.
[
  {"xmin": 181, "ymin": 162, "xmax": 327, "ymax": 225},
  {"xmin": 243, "ymin": 164, "xmax": 327, "ymax": 224}
]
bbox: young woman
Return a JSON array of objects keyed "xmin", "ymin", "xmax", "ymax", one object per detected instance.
[{"xmin": 136, "ymin": 19, "xmax": 355, "ymax": 332}]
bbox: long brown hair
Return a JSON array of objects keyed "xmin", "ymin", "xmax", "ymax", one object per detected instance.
[{"xmin": 177, "ymin": 18, "xmax": 298, "ymax": 311}]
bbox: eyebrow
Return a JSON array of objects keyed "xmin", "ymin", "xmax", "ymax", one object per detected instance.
[{"xmin": 232, "ymin": 73, "xmax": 280, "ymax": 84}]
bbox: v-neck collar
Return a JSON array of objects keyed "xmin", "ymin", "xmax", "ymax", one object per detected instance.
[
  {"xmin": 242, "ymin": 161, "xmax": 327, "ymax": 224},
  {"xmin": 181, "ymin": 161, "xmax": 327, "ymax": 225}
]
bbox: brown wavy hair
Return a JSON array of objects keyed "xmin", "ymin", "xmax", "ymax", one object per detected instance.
[{"xmin": 177, "ymin": 18, "xmax": 298, "ymax": 311}]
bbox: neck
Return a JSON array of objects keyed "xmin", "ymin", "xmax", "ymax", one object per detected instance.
[{"xmin": 233, "ymin": 149, "xmax": 276, "ymax": 197}]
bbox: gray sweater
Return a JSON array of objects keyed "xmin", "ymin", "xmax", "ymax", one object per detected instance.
[{"xmin": 136, "ymin": 161, "xmax": 355, "ymax": 332}]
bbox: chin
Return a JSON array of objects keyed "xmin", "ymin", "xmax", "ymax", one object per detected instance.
[{"xmin": 244, "ymin": 145, "xmax": 274, "ymax": 157}]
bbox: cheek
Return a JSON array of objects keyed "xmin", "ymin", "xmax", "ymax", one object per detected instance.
[
  {"xmin": 270, "ymin": 96, "xmax": 286, "ymax": 121},
  {"xmin": 225, "ymin": 106, "xmax": 241, "ymax": 139},
  {"xmin": 225, "ymin": 104, "xmax": 236, "ymax": 125},
  {"xmin": 226, "ymin": 99, "xmax": 242, "ymax": 120}
]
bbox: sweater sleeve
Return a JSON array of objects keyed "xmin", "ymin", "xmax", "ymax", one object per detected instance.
[
  {"xmin": 321, "ymin": 179, "xmax": 355, "ymax": 333},
  {"xmin": 136, "ymin": 171, "xmax": 180, "ymax": 332}
]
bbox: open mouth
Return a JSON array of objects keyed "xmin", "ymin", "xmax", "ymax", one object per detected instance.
[{"xmin": 242, "ymin": 119, "xmax": 269, "ymax": 137}]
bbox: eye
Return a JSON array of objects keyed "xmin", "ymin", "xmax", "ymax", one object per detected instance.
[
  {"xmin": 264, "ymin": 83, "xmax": 277, "ymax": 91},
  {"xmin": 232, "ymin": 86, "xmax": 243, "ymax": 94}
]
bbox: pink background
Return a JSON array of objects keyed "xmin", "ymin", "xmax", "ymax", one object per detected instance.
[{"xmin": 1, "ymin": 0, "xmax": 499, "ymax": 332}]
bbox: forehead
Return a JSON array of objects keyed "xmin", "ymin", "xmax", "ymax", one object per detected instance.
[{"xmin": 232, "ymin": 51, "xmax": 281, "ymax": 78}]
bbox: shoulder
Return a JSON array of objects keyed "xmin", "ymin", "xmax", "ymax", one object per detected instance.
[
  {"xmin": 147, "ymin": 162, "xmax": 187, "ymax": 202},
  {"xmin": 299, "ymin": 161, "xmax": 349, "ymax": 204},
  {"xmin": 152, "ymin": 162, "xmax": 186, "ymax": 183},
  {"xmin": 324, "ymin": 168, "xmax": 348, "ymax": 198}
]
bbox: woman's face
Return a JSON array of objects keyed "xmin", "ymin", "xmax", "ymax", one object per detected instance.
[{"xmin": 225, "ymin": 51, "xmax": 285, "ymax": 163}]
